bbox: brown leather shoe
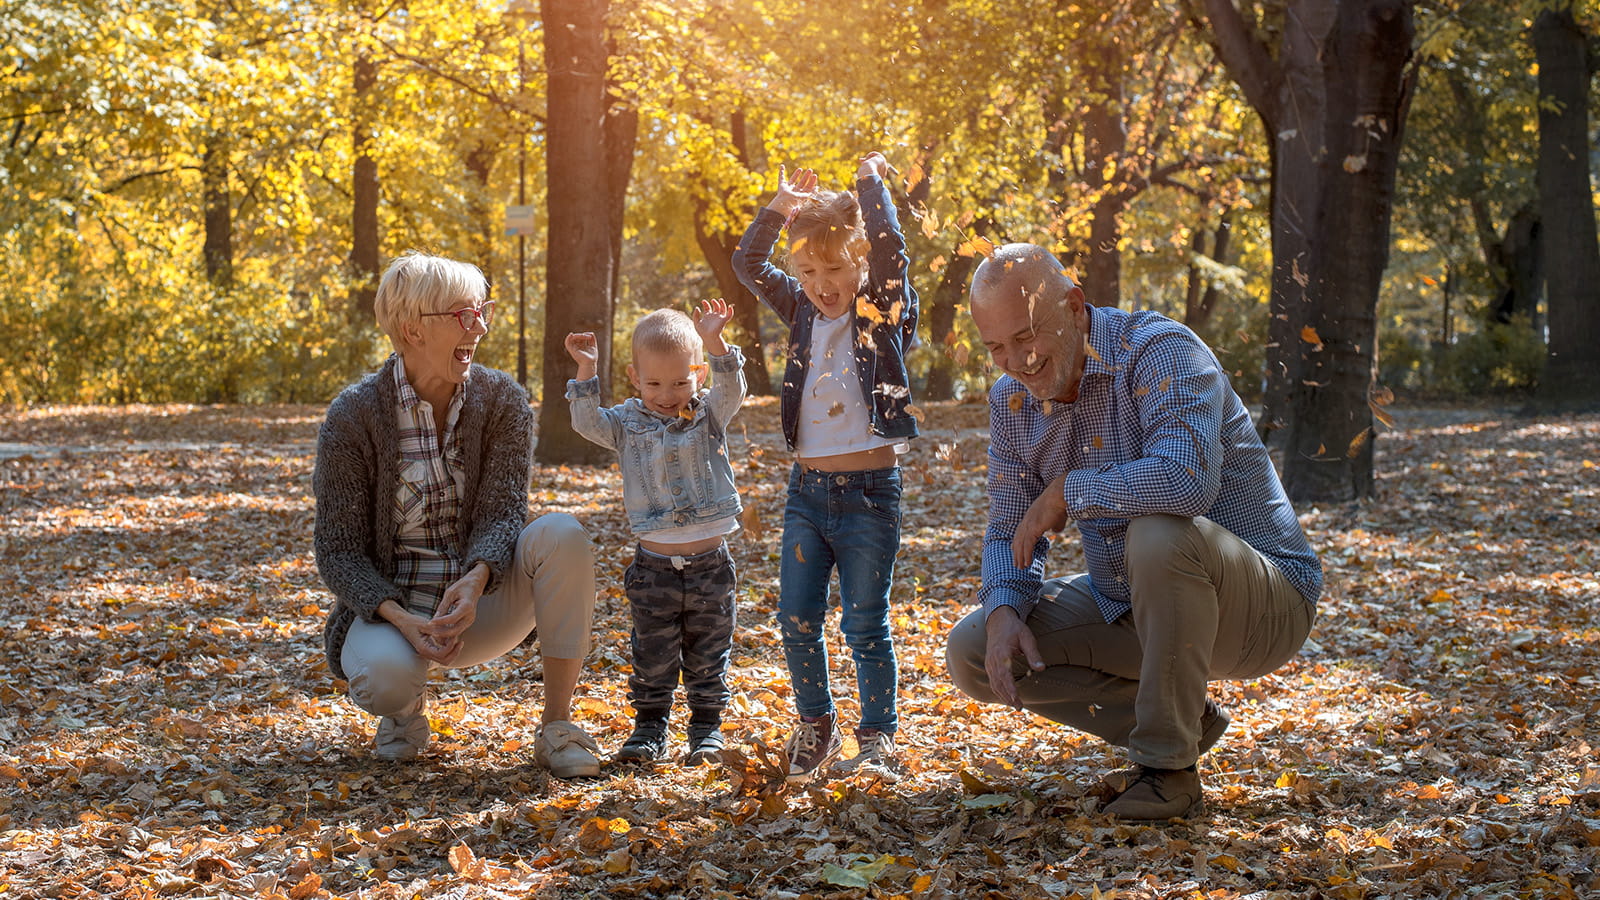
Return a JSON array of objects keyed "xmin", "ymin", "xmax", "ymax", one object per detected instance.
[
  {"xmin": 1103, "ymin": 766, "xmax": 1203, "ymax": 820},
  {"xmin": 1092, "ymin": 699, "xmax": 1228, "ymax": 801}
]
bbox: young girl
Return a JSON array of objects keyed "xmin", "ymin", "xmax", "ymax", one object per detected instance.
[{"xmin": 733, "ymin": 152, "xmax": 918, "ymax": 781}]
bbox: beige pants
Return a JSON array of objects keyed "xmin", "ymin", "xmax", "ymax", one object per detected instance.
[
  {"xmin": 342, "ymin": 513, "xmax": 596, "ymax": 719},
  {"xmin": 946, "ymin": 515, "xmax": 1314, "ymax": 769}
]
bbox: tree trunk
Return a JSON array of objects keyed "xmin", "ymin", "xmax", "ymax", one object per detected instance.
[
  {"xmin": 922, "ymin": 249, "xmax": 980, "ymax": 401},
  {"xmin": 1533, "ymin": 5, "xmax": 1600, "ymax": 411},
  {"xmin": 201, "ymin": 137, "xmax": 233, "ymax": 289},
  {"xmin": 1082, "ymin": 54, "xmax": 1127, "ymax": 308},
  {"xmin": 463, "ymin": 140, "xmax": 499, "ymax": 290},
  {"xmin": 538, "ymin": 0, "xmax": 614, "ymax": 464},
  {"xmin": 693, "ymin": 202, "xmax": 772, "ymax": 395},
  {"xmin": 689, "ymin": 112, "xmax": 772, "ymax": 395},
  {"xmin": 1184, "ymin": 209, "xmax": 1233, "ymax": 331},
  {"xmin": 1490, "ymin": 204, "xmax": 1542, "ymax": 326},
  {"xmin": 603, "ymin": 97, "xmax": 638, "ymax": 398},
  {"xmin": 349, "ymin": 48, "xmax": 381, "ymax": 332},
  {"xmin": 1280, "ymin": 0, "xmax": 1414, "ymax": 503}
]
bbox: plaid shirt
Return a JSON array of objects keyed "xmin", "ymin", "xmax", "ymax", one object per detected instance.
[
  {"xmin": 391, "ymin": 358, "xmax": 468, "ymax": 616},
  {"xmin": 979, "ymin": 304, "xmax": 1323, "ymax": 623}
]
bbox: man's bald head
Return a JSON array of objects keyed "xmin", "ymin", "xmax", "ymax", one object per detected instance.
[
  {"xmin": 967, "ymin": 242, "xmax": 1090, "ymax": 403},
  {"xmin": 970, "ymin": 243, "xmax": 1077, "ymax": 316}
]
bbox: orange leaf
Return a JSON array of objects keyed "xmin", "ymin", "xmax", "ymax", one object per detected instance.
[
  {"xmin": 1347, "ymin": 428, "xmax": 1371, "ymax": 457},
  {"xmin": 1300, "ymin": 326, "xmax": 1323, "ymax": 347},
  {"xmin": 448, "ymin": 843, "xmax": 476, "ymax": 874}
]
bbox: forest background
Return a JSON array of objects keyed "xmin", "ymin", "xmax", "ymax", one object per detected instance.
[
  {"xmin": 3, "ymin": 2, "xmax": 1600, "ymax": 898},
  {"xmin": 5, "ymin": 0, "xmax": 1600, "ymax": 504}
]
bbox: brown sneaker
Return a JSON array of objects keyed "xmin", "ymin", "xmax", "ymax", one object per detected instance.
[
  {"xmin": 784, "ymin": 713, "xmax": 842, "ymax": 782},
  {"xmin": 1103, "ymin": 765, "xmax": 1203, "ymax": 820}
]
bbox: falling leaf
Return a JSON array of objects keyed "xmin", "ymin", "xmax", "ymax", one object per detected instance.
[
  {"xmin": 794, "ymin": 543, "xmax": 806, "ymax": 563},
  {"xmin": 740, "ymin": 504, "xmax": 765, "ymax": 541},
  {"xmin": 1343, "ymin": 154, "xmax": 1368, "ymax": 173},
  {"xmin": 956, "ymin": 235, "xmax": 995, "ymax": 258},
  {"xmin": 1301, "ymin": 326, "xmax": 1324, "ymax": 347},
  {"xmin": 1008, "ymin": 393, "xmax": 1025, "ymax": 412},
  {"xmin": 1347, "ymin": 428, "xmax": 1371, "ymax": 457}
]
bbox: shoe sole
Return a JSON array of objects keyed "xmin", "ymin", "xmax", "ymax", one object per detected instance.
[
  {"xmin": 1104, "ymin": 797, "xmax": 1205, "ymax": 822},
  {"xmin": 546, "ymin": 761, "xmax": 602, "ymax": 779}
]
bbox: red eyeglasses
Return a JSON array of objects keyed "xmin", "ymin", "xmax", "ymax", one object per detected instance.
[{"xmin": 420, "ymin": 301, "xmax": 495, "ymax": 331}]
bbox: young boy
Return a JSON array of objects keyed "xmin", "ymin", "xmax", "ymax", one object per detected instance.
[{"xmin": 563, "ymin": 299, "xmax": 746, "ymax": 765}]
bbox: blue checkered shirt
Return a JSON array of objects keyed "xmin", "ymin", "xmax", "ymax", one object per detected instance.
[
  {"xmin": 978, "ymin": 304, "xmax": 1323, "ymax": 623},
  {"xmin": 391, "ymin": 358, "xmax": 467, "ymax": 616}
]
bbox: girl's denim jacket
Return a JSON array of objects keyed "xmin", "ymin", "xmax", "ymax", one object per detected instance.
[
  {"xmin": 566, "ymin": 345, "xmax": 746, "ymax": 536},
  {"xmin": 733, "ymin": 174, "xmax": 920, "ymax": 452}
]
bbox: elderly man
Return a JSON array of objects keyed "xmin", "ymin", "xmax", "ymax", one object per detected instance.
[{"xmin": 945, "ymin": 243, "xmax": 1321, "ymax": 819}]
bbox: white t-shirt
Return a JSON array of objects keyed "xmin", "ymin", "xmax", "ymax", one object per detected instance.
[{"xmin": 795, "ymin": 311, "xmax": 900, "ymax": 458}]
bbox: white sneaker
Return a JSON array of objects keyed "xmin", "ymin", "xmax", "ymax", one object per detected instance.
[
  {"xmin": 833, "ymin": 728, "xmax": 900, "ymax": 782},
  {"xmin": 535, "ymin": 721, "xmax": 602, "ymax": 778},
  {"xmin": 374, "ymin": 709, "xmax": 430, "ymax": 761}
]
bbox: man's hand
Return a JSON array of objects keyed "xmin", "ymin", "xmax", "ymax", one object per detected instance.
[
  {"xmin": 984, "ymin": 606, "xmax": 1045, "ymax": 710},
  {"xmin": 1012, "ymin": 472, "xmax": 1069, "ymax": 570},
  {"xmin": 856, "ymin": 151, "xmax": 891, "ymax": 181},
  {"xmin": 771, "ymin": 165, "xmax": 818, "ymax": 218},
  {"xmin": 564, "ymin": 332, "xmax": 599, "ymax": 382},
  {"xmin": 693, "ymin": 297, "xmax": 733, "ymax": 356}
]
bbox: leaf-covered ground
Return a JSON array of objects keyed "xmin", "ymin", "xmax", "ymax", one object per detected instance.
[{"xmin": 1, "ymin": 400, "xmax": 1597, "ymax": 899}]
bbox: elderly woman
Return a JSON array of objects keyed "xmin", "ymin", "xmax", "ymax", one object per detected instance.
[{"xmin": 313, "ymin": 250, "xmax": 601, "ymax": 777}]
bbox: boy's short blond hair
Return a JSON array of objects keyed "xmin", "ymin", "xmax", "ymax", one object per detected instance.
[
  {"xmin": 373, "ymin": 251, "xmax": 487, "ymax": 349},
  {"xmin": 632, "ymin": 309, "xmax": 703, "ymax": 359}
]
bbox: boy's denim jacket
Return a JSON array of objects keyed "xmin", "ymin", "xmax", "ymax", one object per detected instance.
[
  {"xmin": 732, "ymin": 174, "xmax": 920, "ymax": 452},
  {"xmin": 566, "ymin": 345, "xmax": 746, "ymax": 536}
]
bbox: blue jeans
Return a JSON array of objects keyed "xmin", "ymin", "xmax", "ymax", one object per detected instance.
[{"xmin": 778, "ymin": 464, "xmax": 902, "ymax": 733}]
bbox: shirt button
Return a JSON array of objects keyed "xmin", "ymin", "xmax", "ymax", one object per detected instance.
[{"xmin": 672, "ymin": 486, "xmax": 683, "ymax": 495}]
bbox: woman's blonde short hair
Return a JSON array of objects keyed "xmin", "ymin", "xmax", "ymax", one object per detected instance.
[{"xmin": 373, "ymin": 251, "xmax": 487, "ymax": 349}]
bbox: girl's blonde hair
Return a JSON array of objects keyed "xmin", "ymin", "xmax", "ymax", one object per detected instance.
[
  {"xmin": 787, "ymin": 190, "xmax": 869, "ymax": 268},
  {"xmin": 373, "ymin": 251, "xmax": 487, "ymax": 349}
]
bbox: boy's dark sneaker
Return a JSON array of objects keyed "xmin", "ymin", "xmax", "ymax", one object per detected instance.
[
  {"xmin": 614, "ymin": 717, "xmax": 669, "ymax": 764},
  {"xmin": 784, "ymin": 713, "xmax": 842, "ymax": 782},
  {"xmin": 685, "ymin": 720, "xmax": 726, "ymax": 766}
]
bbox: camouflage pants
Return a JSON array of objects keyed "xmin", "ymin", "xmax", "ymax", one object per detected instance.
[{"xmin": 624, "ymin": 542, "xmax": 736, "ymax": 720}]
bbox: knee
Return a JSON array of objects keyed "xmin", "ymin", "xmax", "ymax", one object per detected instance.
[
  {"xmin": 524, "ymin": 512, "xmax": 593, "ymax": 562},
  {"xmin": 944, "ymin": 612, "xmax": 996, "ymax": 702},
  {"xmin": 347, "ymin": 663, "xmax": 425, "ymax": 717},
  {"xmin": 1126, "ymin": 514, "xmax": 1197, "ymax": 571}
]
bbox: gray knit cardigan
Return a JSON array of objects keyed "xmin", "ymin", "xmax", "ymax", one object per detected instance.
[{"xmin": 312, "ymin": 355, "xmax": 534, "ymax": 681}]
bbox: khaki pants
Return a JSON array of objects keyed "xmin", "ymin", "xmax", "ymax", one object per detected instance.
[
  {"xmin": 342, "ymin": 513, "xmax": 596, "ymax": 719},
  {"xmin": 946, "ymin": 515, "xmax": 1314, "ymax": 769}
]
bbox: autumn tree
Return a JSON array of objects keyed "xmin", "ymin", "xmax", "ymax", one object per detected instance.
[
  {"xmin": 538, "ymin": 0, "xmax": 618, "ymax": 464},
  {"xmin": 1532, "ymin": 1, "xmax": 1600, "ymax": 411},
  {"xmin": 1194, "ymin": 0, "xmax": 1421, "ymax": 503}
]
